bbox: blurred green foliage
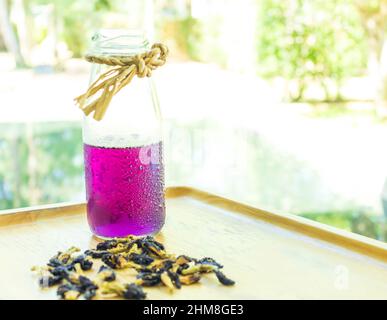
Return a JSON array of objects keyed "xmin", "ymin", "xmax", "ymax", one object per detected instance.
[
  {"xmin": 301, "ymin": 211, "xmax": 387, "ymax": 241},
  {"xmin": 158, "ymin": 16, "xmax": 203, "ymax": 61},
  {"xmin": 257, "ymin": 0, "xmax": 368, "ymax": 101},
  {"xmin": 0, "ymin": 122, "xmax": 83, "ymax": 209},
  {"xmin": 30, "ymin": 0, "xmax": 112, "ymax": 57},
  {"xmin": 3, "ymin": 0, "xmax": 382, "ymax": 101},
  {"xmin": 301, "ymin": 211, "xmax": 353, "ymax": 231},
  {"xmin": 157, "ymin": 15, "xmax": 227, "ymax": 66}
]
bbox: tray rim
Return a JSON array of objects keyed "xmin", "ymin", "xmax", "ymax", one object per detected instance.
[
  {"xmin": 167, "ymin": 187, "xmax": 387, "ymax": 262},
  {"xmin": 1, "ymin": 186, "xmax": 386, "ymax": 263}
]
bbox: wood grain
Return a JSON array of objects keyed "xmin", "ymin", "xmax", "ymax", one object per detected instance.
[{"xmin": 0, "ymin": 186, "xmax": 386, "ymax": 299}]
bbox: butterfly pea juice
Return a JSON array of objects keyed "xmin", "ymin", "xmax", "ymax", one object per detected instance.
[{"xmin": 84, "ymin": 141, "xmax": 165, "ymax": 238}]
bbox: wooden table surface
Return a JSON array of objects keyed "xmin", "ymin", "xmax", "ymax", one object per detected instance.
[{"xmin": 0, "ymin": 186, "xmax": 386, "ymax": 299}]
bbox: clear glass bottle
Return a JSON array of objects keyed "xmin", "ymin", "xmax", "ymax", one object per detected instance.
[{"xmin": 83, "ymin": 30, "xmax": 165, "ymax": 239}]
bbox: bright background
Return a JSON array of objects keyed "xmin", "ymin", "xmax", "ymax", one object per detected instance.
[{"xmin": 1, "ymin": 0, "xmax": 387, "ymax": 242}]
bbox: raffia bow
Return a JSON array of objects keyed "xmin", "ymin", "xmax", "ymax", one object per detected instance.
[{"xmin": 74, "ymin": 43, "xmax": 168, "ymax": 121}]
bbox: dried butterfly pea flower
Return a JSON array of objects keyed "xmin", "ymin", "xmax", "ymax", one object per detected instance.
[
  {"xmin": 197, "ymin": 264, "xmax": 218, "ymax": 273},
  {"xmin": 167, "ymin": 270, "xmax": 181, "ymax": 289},
  {"xmin": 49, "ymin": 265, "xmax": 71, "ymax": 278},
  {"xmin": 97, "ymin": 266, "xmax": 116, "ymax": 282},
  {"xmin": 53, "ymin": 254, "xmax": 91, "ymax": 276},
  {"xmin": 150, "ymin": 259, "xmax": 174, "ymax": 273},
  {"xmin": 31, "ymin": 265, "xmax": 52, "ymax": 276},
  {"xmin": 48, "ymin": 247, "xmax": 86, "ymax": 276},
  {"xmin": 175, "ymin": 263, "xmax": 189, "ymax": 275},
  {"xmin": 77, "ymin": 276, "xmax": 99, "ymax": 300},
  {"xmin": 128, "ymin": 253, "xmax": 154, "ymax": 266},
  {"xmin": 107, "ymin": 242, "xmax": 133, "ymax": 254},
  {"xmin": 140, "ymin": 237, "xmax": 167, "ymax": 258},
  {"xmin": 96, "ymin": 239, "xmax": 119, "ymax": 251},
  {"xmin": 136, "ymin": 272, "xmax": 161, "ymax": 287},
  {"xmin": 175, "ymin": 255, "xmax": 195, "ymax": 265},
  {"xmin": 98, "ymin": 280, "xmax": 124, "ymax": 297},
  {"xmin": 57, "ymin": 284, "xmax": 81, "ymax": 300},
  {"xmin": 112, "ymin": 244, "xmax": 143, "ymax": 261},
  {"xmin": 78, "ymin": 275, "xmax": 98, "ymax": 290},
  {"xmin": 138, "ymin": 267, "xmax": 152, "ymax": 274},
  {"xmin": 84, "ymin": 288, "xmax": 97, "ymax": 300},
  {"xmin": 123, "ymin": 283, "xmax": 146, "ymax": 300},
  {"xmin": 48, "ymin": 258, "xmax": 63, "ymax": 268},
  {"xmin": 102, "ymin": 253, "xmax": 143, "ymax": 270},
  {"xmin": 197, "ymin": 257, "xmax": 223, "ymax": 269},
  {"xmin": 84, "ymin": 249, "xmax": 107, "ymax": 259},
  {"xmin": 142, "ymin": 236, "xmax": 165, "ymax": 249},
  {"xmin": 99, "ymin": 281, "xmax": 146, "ymax": 300},
  {"xmin": 100, "ymin": 238, "xmax": 142, "ymax": 255},
  {"xmin": 160, "ymin": 271, "xmax": 175, "ymax": 292},
  {"xmin": 67, "ymin": 271, "xmax": 83, "ymax": 285},
  {"xmin": 87, "ymin": 241, "xmax": 142, "ymax": 260},
  {"xmin": 181, "ymin": 262, "xmax": 217, "ymax": 275},
  {"xmin": 56, "ymin": 274, "xmax": 98, "ymax": 300},
  {"xmin": 96, "ymin": 236, "xmax": 137, "ymax": 251},
  {"xmin": 42, "ymin": 260, "xmax": 98, "ymax": 299},
  {"xmin": 39, "ymin": 275, "xmax": 63, "ymax": 288},
  {"xmin": 32, "ymin": 265, "xmax": 67, "ymax": 288},
  {"xmin": 71, "ymin": 255, "xmax": 93, "ymax": 271},
  {"xmin": 214, "ymin": 270, "xmax": 235, "ymax": 286},
  {"xmin": 123, "ymin": 260, "xmax": 144, "ymax": 270},
  {"xmin": 179, "ymin": 273, "xmax": 201, "ymax": 285},
  {"xmin": 159, "ymin": 269, "xmax": 182, "ymax": 291},
  {"xmin": 91, "ymin": 236, "xmax": 166, "ymax": 260},
  {"xmin": 101, "ymin": 253, "xmax": 127, "ymax": 269},
  {"xmin": 171, "ymin": 263, "xmax": 180, "ymax": 274},
  {"xmin": 52, "ymin": 247, "xmax": 80, "ymax": 266},
  {"xmin": 125, "ymin": 243, "xmax": 142, "ymax": 255}
]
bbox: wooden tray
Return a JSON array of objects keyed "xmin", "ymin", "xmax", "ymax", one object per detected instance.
[{"xmin": 0, "ymin": 186, "xmax": 386, "ymax": 299}]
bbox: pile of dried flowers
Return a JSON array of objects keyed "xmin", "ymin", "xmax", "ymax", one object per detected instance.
[{"xmin": 31, "ymin": 235, "xmax": 235, "ymax": 300}]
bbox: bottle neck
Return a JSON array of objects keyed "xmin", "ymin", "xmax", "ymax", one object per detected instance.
[{"xmin": 89, "ymin": 29, "xmax": 150, "ymax": 57}]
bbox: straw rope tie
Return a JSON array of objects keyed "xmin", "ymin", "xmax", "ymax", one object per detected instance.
[{"xmin": 75, "ymin": 43, "xmax": 168, "ymax": 121}]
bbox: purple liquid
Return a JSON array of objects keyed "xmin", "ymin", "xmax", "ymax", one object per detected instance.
[{"xmin": 84, "ymin": 141, "xmax": 165, "ymax": 238}]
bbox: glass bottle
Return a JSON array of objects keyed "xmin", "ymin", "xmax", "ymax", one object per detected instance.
[{"xmin": 82, "ymin": 30, "xmax": 165, "ymax": 239}]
